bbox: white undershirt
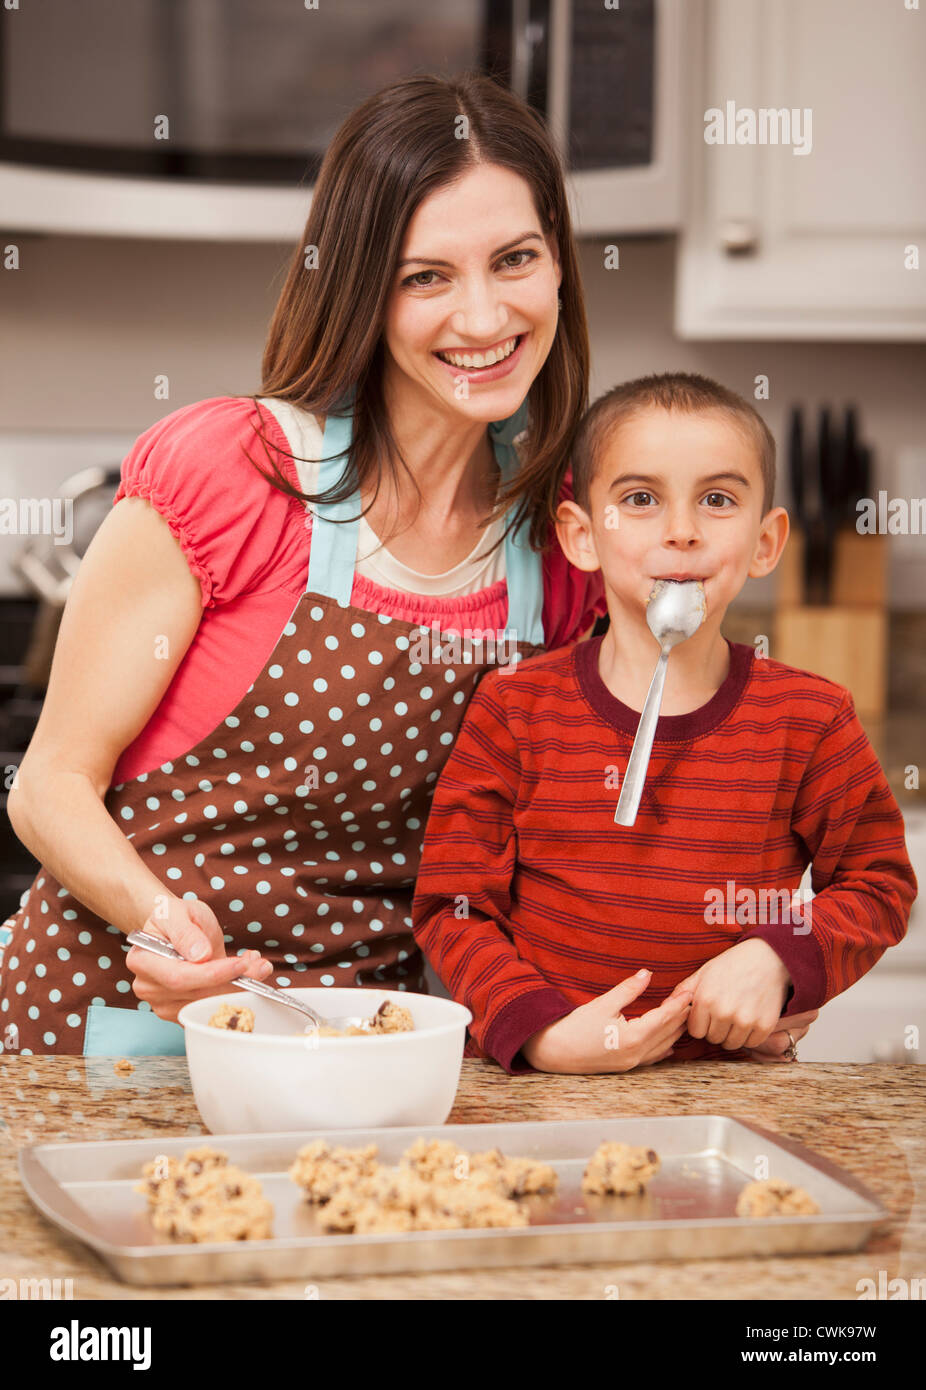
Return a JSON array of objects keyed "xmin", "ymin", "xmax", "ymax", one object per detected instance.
[{"xmin": 259, "ymin": 397, "xmax": 506, "ymax": 595}]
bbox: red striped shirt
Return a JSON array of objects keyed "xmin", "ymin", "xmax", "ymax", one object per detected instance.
[{"xmin": 411, "ymin": 636, "xmax": 917, "ymax": 1073}]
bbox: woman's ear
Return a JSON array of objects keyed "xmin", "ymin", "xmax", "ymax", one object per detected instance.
[{"xmin": 555, "ymin": 498, "xmax": 600, "ymax": 573}]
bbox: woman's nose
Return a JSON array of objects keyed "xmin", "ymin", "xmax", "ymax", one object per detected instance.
[{"xmin": 451, "ymin": 289, "xmax": 507, "ymax": 341}]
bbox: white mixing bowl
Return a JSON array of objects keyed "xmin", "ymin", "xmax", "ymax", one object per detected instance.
[{"xmin": 178, "ymin": 987, "xmax": 473, "ymax": 1133}]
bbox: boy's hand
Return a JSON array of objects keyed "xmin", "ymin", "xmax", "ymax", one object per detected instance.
[
  {"xmin": 667, "ymin": 938, "xmax": 792, "ymax": 1051},
  {"xmin": 520, "ymin": 969, "xmax": 693, "ymax": 1074}
]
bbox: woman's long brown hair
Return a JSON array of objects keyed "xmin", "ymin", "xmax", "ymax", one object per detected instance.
[{"xmin": 237, "ymin": 70, "xmax": 590, "ymax": 554}]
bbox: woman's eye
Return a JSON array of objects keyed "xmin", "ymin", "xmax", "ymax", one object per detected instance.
[
  {"xmin": 404, "ymin": 270, "xmax": 438, "ymax": 288},
  {"xmin": 704, "ymin": 492, "xmax": 733, "ymax": 508},
  {"xmin": 500, "ymin": 249, "xmax": 538, "ymax": 270},
  {"xmin": 401, "ymin": 248, "xmax": 538, "ymax": 289}
]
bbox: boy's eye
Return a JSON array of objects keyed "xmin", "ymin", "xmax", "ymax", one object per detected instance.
[
  {"xmin": 703, "ymin": 492, "xmax": 734, "ymax": 508},
  {"xmin": 624, "ymin": 491, "xmax": 656, "ymax": 507}
]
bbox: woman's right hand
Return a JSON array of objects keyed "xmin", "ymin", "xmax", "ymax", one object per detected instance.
[
  {"xmin": 520, "ymin": 970, "xmax": 693, "ymax": 1074},
  {"xmin": 126, "ymin": 896, "xmax": 273, "ymax": 1023}
]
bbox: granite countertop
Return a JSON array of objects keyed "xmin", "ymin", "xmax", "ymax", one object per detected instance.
[{"xmin": 1, "ymin": 1055, "xmax": 923, "ymax": 1301}]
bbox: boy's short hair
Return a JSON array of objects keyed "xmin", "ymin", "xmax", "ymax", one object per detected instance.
[{"xmin": 570, "ymin": 371, "xmax": 777, "ymax": 517}]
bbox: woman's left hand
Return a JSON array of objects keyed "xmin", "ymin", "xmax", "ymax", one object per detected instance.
[{"xmin": 742, "ymin": 1009, "xmax": 819, "ymax": 1062}]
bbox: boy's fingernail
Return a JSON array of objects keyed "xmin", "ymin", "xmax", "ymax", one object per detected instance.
[
  {"xmin": 637, "ymin": 969, "xmax": 651, "ymax": 978},
  {"xmin": 190, "ymin": 941, "xmax": 209, "ymax": 961}
]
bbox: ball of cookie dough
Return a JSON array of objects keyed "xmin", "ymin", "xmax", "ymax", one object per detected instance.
[
  {"xmin": 581, "ymin": 1142, "xmax": 661, "ymax": 1196},
  {"xmin": 317, "ymin": 1166, "xmax": 527, "ymax": 1234},
  {"xmin": 493, "ymin": 1153, "xmax": 559, "ymax": 1198},
  {"xmin": 399, "ymin": 1138, "xmax": 558, "ymax": 1198},
  {"xmin": 208, "ymin": 1003, "xmax": 255, "ymax": 1032},
  {"xmin": 150, "ymin": 1166, "xmax": 273, "ymax": 1242},
  {"xmin": 288, "ymin": 1139, "xmax": 381, "ymax": 1204},
  {"xmin": 137, "ymin": 1147, "xmax": 272, "ymax": 1242},
  {"xmin": 369, "ymin": 1000, "xmax": 414, "ymax": 1033},
  {"xmin": 136, "ymin": 1145, "xmax": 230, "ymax": 1207},
  {"xmin": 399, "ymin": 1137, "xmax": 467, "ymax": 1181},
  {"xmin": 423, "ymin": 1177, "xmax": 529, "ymax": 1230},
  {"xmin": 735, "ymin": 1178, "xmax": 820, "ymax": 1217}
]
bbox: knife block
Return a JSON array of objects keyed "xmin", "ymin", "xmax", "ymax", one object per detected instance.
[
  {"xmin": 776, "ymin": 525, "xmax": 888, "ymax": 607},
  {"xmin": 774, "ymin": 527, "xmax": 888, "ymax": 718}
]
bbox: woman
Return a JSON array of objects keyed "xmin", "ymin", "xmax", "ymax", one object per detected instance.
[
  {"xmin": 1, "ymin": 72, "xmax": 813, "ymax": 1064},
  {"xmin": 0, "ymin": 73, "xmax": 605, "ymax": 1057}
]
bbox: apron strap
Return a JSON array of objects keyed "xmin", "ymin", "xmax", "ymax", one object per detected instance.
[
  {"xmin": 305, "ymin": 388, "xmax": 361, "ymax": 604},
  {"xmin": 299, "ymin": 387, "xmax": 544, "ymax": 642},
  {"xmin": 491, "ymin": 400, "xmax": 544, "ymax": 647}
]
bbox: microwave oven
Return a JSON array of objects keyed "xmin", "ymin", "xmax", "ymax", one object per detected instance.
[{"xmin": 0, "ymin": 0, "xmax": 686, "ymax": 238}]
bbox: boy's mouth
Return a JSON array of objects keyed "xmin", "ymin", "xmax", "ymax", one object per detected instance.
[{"xmin": 651, "ymin": 574, "xmax": 709, "ymax": 583}]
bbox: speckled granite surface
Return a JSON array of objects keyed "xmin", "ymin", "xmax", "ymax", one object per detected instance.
[{"xmin": 1, "ymin": 1056, "xmax": 922, "ymax": 1300}]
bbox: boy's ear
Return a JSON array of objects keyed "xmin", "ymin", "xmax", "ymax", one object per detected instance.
[
  {"xmin": 748, "ymin": 506, "xmax": 790, "ymax": 579},
  {"xmin": 555, "ymin": 498, "xmax": 601, "ymax": 573}
]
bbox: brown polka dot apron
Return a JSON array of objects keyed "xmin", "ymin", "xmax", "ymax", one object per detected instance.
[{"xmin": 0, "ymin": 389, "xmax": 544, "ymax": 1055}]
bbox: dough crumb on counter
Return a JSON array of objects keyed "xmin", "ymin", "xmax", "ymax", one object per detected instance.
[
  {"xmin": 735, "ymin": 1178, "xmax": 820, "ymax": 1217},
  {"xmin": 208, "ymin": 1003, "xmax": 255, "ymax": 1032},
  {"xmin": 136, "ymin": 1145, "xmax": 272, "ymax": 1242},
  {"xmin": 113, "ymin": 1058, "xmax": 134, "ymax": 1076},
  {"xmin": 581, "ymin": 1142, "xmax": 661, "ymax": 1196}
]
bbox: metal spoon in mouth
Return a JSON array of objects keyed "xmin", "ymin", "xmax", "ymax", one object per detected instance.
[{"xmin": 613, "ymin": 579, "xmax": 707, "ymax": 827}]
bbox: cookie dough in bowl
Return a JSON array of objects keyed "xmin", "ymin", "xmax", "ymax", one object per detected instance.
[{"xmin": 178, "ymin": 987, "xmax": 472, "ymax": 1134}]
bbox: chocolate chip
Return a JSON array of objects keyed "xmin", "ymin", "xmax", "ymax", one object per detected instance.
[
  {"xmin": 646, "ymin": 1150, "xmax": 658, "ymax": 1162},
  {"xmin": 228, "ymin": 1014, "xmax": 238, "ymax": 1030}
]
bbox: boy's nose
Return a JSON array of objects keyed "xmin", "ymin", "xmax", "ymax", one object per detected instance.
[{"xmin": 660, "ymin": 504, "xmax": 702, "ymax": 545}]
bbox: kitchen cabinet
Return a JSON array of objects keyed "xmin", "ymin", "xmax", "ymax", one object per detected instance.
[
  {"xmin": 2, "ymin": 1054, "xmax": 922, "ymax": 1298},
  {"xmin": 676, "ymin": 0, "xmax": 926, "ymax": 339}
]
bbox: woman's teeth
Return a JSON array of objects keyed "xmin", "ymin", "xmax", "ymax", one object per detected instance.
[{"xmin": 436, "ymin": 336, "xmax": 519, "ymax": 369}]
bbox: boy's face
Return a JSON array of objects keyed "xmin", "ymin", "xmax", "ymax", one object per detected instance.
[{"xmin": 558, "ymin": 407, "xmax": 788, "ymax": 628}]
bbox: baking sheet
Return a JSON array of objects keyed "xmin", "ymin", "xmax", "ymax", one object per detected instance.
[{"xmin": 18, "ymin": 1115, "xmax": 890, "ymax": 1285}]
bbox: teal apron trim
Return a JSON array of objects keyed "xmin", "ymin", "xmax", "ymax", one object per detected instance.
[
  {"xmin": 83, "ymin": 1003, "xmax": 187, "ymax": 1057},
  {"xmin": 305, "ymin": 386, "xmax": 361, "ymax": 605}
]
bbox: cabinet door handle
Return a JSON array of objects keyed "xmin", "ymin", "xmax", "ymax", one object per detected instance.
[{"xmin": 720, "ymin": 219, "xmax": 760, "ymax": 256}]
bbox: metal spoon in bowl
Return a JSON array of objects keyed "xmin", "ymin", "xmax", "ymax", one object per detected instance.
[
  {"xmin": 613, "ymin": 579, "xmax": 707, "ymax": 827},
  {"xmin": 125, "ymin": 929, "xmax": 375, "ymax": 1032}
]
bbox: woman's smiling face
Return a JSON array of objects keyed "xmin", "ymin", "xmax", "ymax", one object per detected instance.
[{"xmin": 383, "ymin": 163, "xmax": 562, "ymax": 420}]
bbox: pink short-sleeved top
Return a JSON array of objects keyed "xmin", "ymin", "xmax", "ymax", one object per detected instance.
[{"xmin": 110, "ymin": 395, "xmax": 607, "ymax": 786}]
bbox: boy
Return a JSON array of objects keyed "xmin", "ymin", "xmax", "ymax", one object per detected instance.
[{"xmin": 410, "ymin": 372, "xmax": 917, "ymax": 1075}]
